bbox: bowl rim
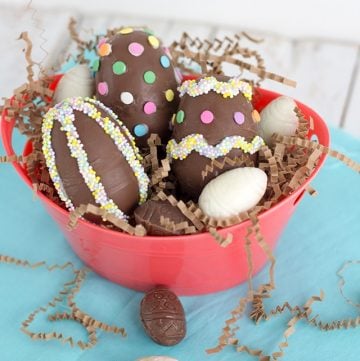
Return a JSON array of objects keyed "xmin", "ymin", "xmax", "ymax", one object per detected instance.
[{"xmin": 1, "ymin": 87, "xmax": 330, "ymax": 243}]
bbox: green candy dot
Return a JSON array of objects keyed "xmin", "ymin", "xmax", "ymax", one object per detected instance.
[
  {"xmin": 113, "ymin": 61, "xmax": 127, "ymax": 75},
  {"xmin": 143, "ymin": 28, "xmax": 154, "ymax": 35},
  {"xmin": 176, "ymin": 110, "xmax": 185, "ymax": 124},
  {"xmin": 92, "ymin": 59, "xmax": 100, "ymax": 72},
  {"xmin": 143, "ymin": 70, "xmax": 156, "ymax": 84}
]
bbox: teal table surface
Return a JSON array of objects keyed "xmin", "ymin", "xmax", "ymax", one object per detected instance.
[{"xmin": 0, "ymin": 126, "xmax": 359, "ymax": 361}]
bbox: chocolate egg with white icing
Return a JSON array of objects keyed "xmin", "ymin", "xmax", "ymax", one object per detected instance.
[
  {"xmin": 95, "ymin": 28, "xmax": 179, "ymax": 148},
  {"xmin": 41, "ymin": 97, "xmax": 149, "ymax": 221},
  {"xmin": 166, "ymin": 75, "xmax": 265, "ymax": 200}
]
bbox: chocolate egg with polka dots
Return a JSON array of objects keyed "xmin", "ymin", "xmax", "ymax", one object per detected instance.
[
  {"xmin": 95, "ymin": 28, "xmax": 180, "ymax": 148},
  {"xmin": 167, "ymin": 75, "xmax": 263, "ymax": 200}
]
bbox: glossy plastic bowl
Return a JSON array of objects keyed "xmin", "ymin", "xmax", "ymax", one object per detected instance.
[{"xmin": 1, "ymin": 88, "xmax": 329, "ymax": 295}]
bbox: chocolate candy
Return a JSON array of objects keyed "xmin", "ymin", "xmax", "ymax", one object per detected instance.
[
  {"xmin": 166, "ymin": 75, "xmax": 264, "ymax": 200},
  {"xmin": 95, "ymin": 28, "xmax": 179, "ymax": 148},
  {"xmin": 140, "ymin": 287, "xmax": 186, "ymax": 346},
  {"xmin": 41, "ymin": 97, "xmax": 149, "ymax": 222},
  {"xmin": 134, "ymin": 200, "xmax": 192, "ymax": 236}
]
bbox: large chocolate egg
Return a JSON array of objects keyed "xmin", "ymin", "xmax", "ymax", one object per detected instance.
[
  {"xmin": 95, "ymin": 28, "xmax": 180, "ymax": 148},
  {"xmin": 41, "ymin": 97, "xmax": 149, "ymax": 221},
  {"xmin": 140, "ymin": 287, "xmax": 186, "ymax": 346},
  {"xmin": 166, "ymin": 75, "xmax": 265, "ymax": 200}
]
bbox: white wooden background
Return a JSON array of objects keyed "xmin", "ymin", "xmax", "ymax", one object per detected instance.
[{"xmin": 1, "ymin": 1, "xmax": 359, "ymax": 138}]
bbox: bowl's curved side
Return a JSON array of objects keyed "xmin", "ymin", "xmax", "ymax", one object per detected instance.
[{"xmin": 1, "ymin": 87, "xmax": 330, "ymax": 295}]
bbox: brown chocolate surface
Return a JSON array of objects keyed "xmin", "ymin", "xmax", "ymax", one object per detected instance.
[
  {"xmin": 170, "ymin": 76, "xmax": 259, "ymax": 200},
  {"xmin": 134, "ymin": 200, "xmax": 191, "ymax": 236},
  {"xmin": 140, "ymin": 287, "xmax": 186, "ymax": 346},
  {"xmin": 51, "ymin": 102, "xmax": 140, "ymax": 218},
  {"xmin": 95, "ymin": 30, "xmax": 179, "ymax": 148}
]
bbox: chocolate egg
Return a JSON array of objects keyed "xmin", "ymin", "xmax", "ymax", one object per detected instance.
[
  {"xmin": 140, "ymin": 287, "xmax": 186, "ymax": 346},
  {"xmin": 166, "ymin": 75, "xmax": 265, "ymax": 200},
  {"xmin": 95, "ymin": 28, "xmax": 179, "ymax": 148},
  {"xmin": 42, "ymin": 97, "xmax": 149, "ymax": 221},
  {"xmin": 134, "ymin": 200, "xmax": 193, "ymax": 236}
]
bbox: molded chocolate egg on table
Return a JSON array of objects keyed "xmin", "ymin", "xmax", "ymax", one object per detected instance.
[
  {"xmin": 41, "ymin": 97, "xmax": 149, "ymax": 222},
  {"xmin": 95, "ymin": 28, "xmax": 179, "ymax": 148},
  {"xmin": 166, "ymin": 75, "xmax": 265, "ymax": 200}
]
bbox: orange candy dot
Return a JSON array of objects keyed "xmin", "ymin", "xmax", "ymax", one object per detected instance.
[{"xmin": 98, "ymin": 43, "xmax": 112, "ymax": 57}]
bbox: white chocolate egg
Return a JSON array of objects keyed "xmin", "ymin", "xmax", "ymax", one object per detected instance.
[
  {"xmin": 54, "ymin": 64, "xmax": 95, "ymax": 103},
  {"xmin": 137, "ymin": 357, "xmax": 178, "ymax": 361},
  {"xmin": 199, "ymin": 167, "xmax": 267, "ymax": 218},
  {"xmin": 259, "ymin": 96, "xmax": 299, "ymax": 144}
]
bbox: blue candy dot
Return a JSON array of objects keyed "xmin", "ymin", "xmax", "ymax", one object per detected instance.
[
  {"xmin": 160, "ymin": 55, "xmax": 170, "ymax": 68},
  {"xmin": 134, "ymin": 123, "xmax": 149, "ymax": 137}
]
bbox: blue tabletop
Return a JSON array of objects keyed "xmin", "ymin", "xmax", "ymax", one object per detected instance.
[{"xmin": 0, "ymin": 126, "xmax": 359, "ymax": 361}]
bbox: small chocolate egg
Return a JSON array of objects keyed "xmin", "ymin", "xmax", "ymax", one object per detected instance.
[
  {"xmin": 198, "ymin": 167, "xmax": 267, "ymax": 218},
  {"xmin": 166, "ymin": 75, "xmax": 265, "ymax": 200},
  {"xmin": 95, "ymin": 28, "xmax": 179, "ymax": 148},
  {"xmin": 134, "ymin": 200, "xmax": 192, "ymax": 236},
  {"xmin": 41, "ymin": 97, "xmax": 149, "ymax": 221},
  {"xmin": 259, "ymin": 96, "xmax": 299, "ymax": 145},
  {"xmin": 140, "ymin": 287, "xmax": 186, "ymax": 346},
  {"xmin": 54, "ymin": 64, "xmax": 95, "ymax": 104},
  {"xmin": 137, "ymin": 357, "xmax": 178, "ymax": 361}
]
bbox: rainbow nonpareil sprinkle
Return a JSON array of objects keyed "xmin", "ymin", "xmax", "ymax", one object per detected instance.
[
  {"xmin": 178, "ymin": 76, "xmax": 253, "ymax": 100},
  {"xmin": 42, "ymin": 97, "xmax": 149, "ymax": 220},
  {"xmin": 166, "ymin": 134, "xmax": 265, "ymax": 160}
]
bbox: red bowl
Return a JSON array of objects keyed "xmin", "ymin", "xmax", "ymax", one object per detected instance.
[{"xmin": 1, "ymin": 88, "xmax": 329, "ymax": 295}]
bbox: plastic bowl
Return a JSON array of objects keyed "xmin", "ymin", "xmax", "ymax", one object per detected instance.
[{"xmin": 1, "ymin": 88, "xmax": 329, "ymax": 295}]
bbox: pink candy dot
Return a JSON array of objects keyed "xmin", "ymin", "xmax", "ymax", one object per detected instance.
[
  {"xmin": 143, "ymin": 101, "xmax": 157, "ymax": 115},
  {"xmin": 97, "ymin": 82, "xmax": 108, "ymax": 96},
  {"xmin": 233, "ymin": 111, "xmax": 245, "ymax": 125},
  {"xmin": 97, "ymin": 37, "xmax": 107, "ymax": 48},
  {"xmin": 128, "ymin": 42, "xmax": 144, "ymax": 56},
  {"xmin": 200, "ymin": 110, "xmax": 214, "ymax": 124}
]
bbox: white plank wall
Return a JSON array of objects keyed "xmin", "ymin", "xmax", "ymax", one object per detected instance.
[{"xmin": 1, "ymin": 5, "xmax": 360, "ymax": 138}]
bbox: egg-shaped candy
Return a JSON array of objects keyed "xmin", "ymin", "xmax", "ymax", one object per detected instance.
[
  {"xmin": 259, "ymin": 96, "xmax": 299, "ymax": 145},
  {"xmin": 198, "ymin": 167, "xmax": 267, "ymax": 218},
  {"xmin": 54, "ymin": 64, "xmax": 95, "ymax": 104},
  {"xmin": 95, "ymin": 28, "xmax": 179, "ymax": 148},
  {"xmin": 166, "ymin": 75, "xmax": 265, "ymax": 200},
  {"xmin": 41, "ymin": 97, "xmax": 149, "ymax": 221}
]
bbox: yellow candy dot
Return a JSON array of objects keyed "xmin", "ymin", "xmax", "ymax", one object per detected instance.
[
  {"xmin": 119, "ymin": 27, "xmax": 133, "ymax": 34},
  {"xmin": 98, "ymin": 43, "xmax": 112, "ymax": 57},
  {"xmin": 165, "ymin": 89, "xmax": 174, "ymax": 102},
  {"xmin": 148, "ymin": 35, "xmax": 160, "ymax": 49}
]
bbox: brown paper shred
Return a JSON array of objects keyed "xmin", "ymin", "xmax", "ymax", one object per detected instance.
[
  {"xmin": 208, "ymin": 227, "xmax": 233, "ymax": 247},
  {"xmin": 18, "ymin": 32, "xmax": 35, "ymax": 84},
  {"xmin": 1, "ymin": 253, "xmax": 126, "ymax": 348},
  {"xmin": 0, "ymin": 154, "xmax": 28, "ymax": 163},
  {"xmin": 159, "ymin": 216, "xmax": 197, "ymax": 235},
  {"xmin": 337, "ymin": 260, "xmax": 360, "ymax": 310},
  {"xmin": 305, "ymin": 184, "xmax": 318, "ymax": 197},
  {"xmin": 68, "ymin": 204, "xmax": 146, "ymax": 236},
  {"xmin": 169, "ymin": 32, "xmax": 296, "ymax": 87}
]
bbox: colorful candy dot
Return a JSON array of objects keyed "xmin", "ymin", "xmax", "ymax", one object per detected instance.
[
  {"xmin": 200, "ymin": 110, "xmax": 214, "ymax": 124},
  {"xmin": 113, "ymin": 61, "xmax": 127, "ymax": 75},
  {"xmin": 119, "ymin": 27, "xmax": 133, "ymax": 34},
  {"xmin": 143, "ymin": 101, "xmax": 157, "ymax": 115},
  {"xmin": 165, "ymin": 89, "xmax": 174, "ymax": 102},
  {"xmin": 176, "ymin": 110, "xmax": 185, "ymax": 124},
  {"xmin": 98, "ymin": 43, "xmax": 112, "ymax": 57},
  {"xmin": 134, "ymin": 123, "xmax": 149, "ymax": 137},
  {"xmin": 98, "ymin": 82, "xmax": 108, "ymax": 96},
  {"xmin": 148, "ymin": 35, "xmax": 160, "ymax": 49},
  {"xmin": 128, "ymin": 42, "xmax": 144, "ymax": 56},
  {"xmin": 233, "ymin": 111, "xmax": 245, "ymax": 125},
  {"xmin": 144, "ymin": 28, "xmax": 154, "ymax": 35},
  {"xmin": 98, "ymin": 37, "xmax": 107, "ymax": 47},
  {"xmin": 92, "ymin": 59, "xmax": 100, "ymax": 72},
  {"xmin": 143, "ymin": 70, "xmax": 156, "ymax": 84},
  {"xmin": 160, "ymin": 55, "xmax": 170, "ymax": 68},
  {"xmin": 252, "ymin": 109, "xmax": 261, "ymax": 123},
  {"xmin": 120, "ymin": 91, "xmax": 134, "ymax": 105}
]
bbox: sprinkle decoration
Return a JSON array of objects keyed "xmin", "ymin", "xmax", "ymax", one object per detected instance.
[
  {"xmin": 143, "ymin": 101, "xmax": 156, "ymax": 115},
  {"xmin": 148, "ymin": 35, "xmax": 160, "ymax": 49},
  {"xmin": 178, "ymin": 76, "xmax": 253, "ymax": 100},
  {"xmin": 120, "ymin": 91, "xmax": 134, "ymax": 105},
  {"xmin": 165, "ymin": 89, "xmax": 175, "ymax": 102},
  {"xmin": 143, "ymin": 70, "xmax": 156, "ymax": 84},
  {"xmin": 112, "ymin": 61, "xmax": 127, "ymax": 75},
  {"xmin": 134, "ymin": 124, "xmax": 149, "ymax": 137},
  {"xmin": 176, "ymin": 110, "xmax": 185, "ymax": 124},
  {"xmin": 160, "ymin": 55, "xmax": 170, "ymax": 68},
  {"xmin": 118, "ymin": 27, "xmax": 134, "ymax": 34},
  {"xmin": 167, "ymin": 134, "xmax": 265, "ymax": 160},
  {"xmin": 97, "ymin": 82, "xmax": 108, "ymax": 96},
  {"xmin": 98, "ymin": 43, "xmax": 112, "ymax": 57},
  {"xmin": 42, "ymin": 97, "xmax": 149, "ymax": 219},
  {"xmin": 234, "ymin": 111, "xmax": 245, "ymax": 125}
]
